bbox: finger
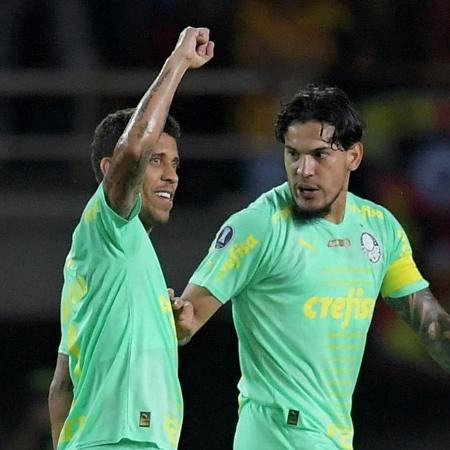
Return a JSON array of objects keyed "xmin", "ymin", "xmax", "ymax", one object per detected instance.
[
  {"xmin": 205, "ymin": 41, "xmax": 215, "ymax": 59},
  {"xmin": 178, "ymin": 300, "xmax": 194, "ymax": 318},
  {"xmin": 171, "ymin": 299, "xmax": 184, "ymax": 311},
  {"xmin": 168, "ymin": 290, "xmax": 178, "ymax": 305},
  {"xmin": 196, "ymin": 27, "xmax": 210, "ymax": 42},
  {"xmin": 197, "ymin": 42, "xmax": 207, "ymax": 56}
]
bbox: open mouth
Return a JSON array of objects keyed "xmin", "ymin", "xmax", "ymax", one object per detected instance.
[
  {"xmin": 297, "ymin": 185, "xmax": 320, "ymax": 199},
  {"xmin": 155, "ymin": 191, "xmax": 173, "ymax": 201}
]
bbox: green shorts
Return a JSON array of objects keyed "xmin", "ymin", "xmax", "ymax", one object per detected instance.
[{"xmin": 233, "ymin": 399, "xmax": 342, "ymax": 450}]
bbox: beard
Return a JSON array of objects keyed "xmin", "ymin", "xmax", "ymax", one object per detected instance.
[
  {"xmin": 290, "ymin": 187, "xmax": 343, "ymax": 223},
  {"xmin": 292, "ymin": 202, "xmax": 331, "ymax": 223}
]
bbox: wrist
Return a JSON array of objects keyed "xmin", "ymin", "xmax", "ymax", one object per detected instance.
[{"xmin": 166, "ymin": 51, "xmax": 191, "ymax": 73}]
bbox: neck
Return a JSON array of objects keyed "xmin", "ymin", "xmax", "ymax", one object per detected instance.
[
  {"xmin": 139, "ymin": 216, "xmax": 154, "ymax": 234},
  {"xmin": 324, "ymin": 189, "xmax": 348, "ymax": 224}
]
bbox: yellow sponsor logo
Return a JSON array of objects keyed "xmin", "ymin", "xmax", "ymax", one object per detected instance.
[
  {"xmin": 303, "ymin": 288, "xmax": 376, "ymax": 329},
  {"xmin": 349, "ymin": 203, "xmax": 384, "ymax": 220},
  {"xmin": 215, "ymin": 234, "xmax": 259, "ymax": 282}
]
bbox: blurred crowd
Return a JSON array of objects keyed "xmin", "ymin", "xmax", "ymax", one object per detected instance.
[{"xmin": 0, "ymin": 1, "xmax": 449, "ymax": 449}]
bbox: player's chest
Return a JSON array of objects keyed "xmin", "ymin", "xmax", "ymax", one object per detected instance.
[{"xmin": 273, "ymin": 223, "xmax": 386, "ymax": 297}]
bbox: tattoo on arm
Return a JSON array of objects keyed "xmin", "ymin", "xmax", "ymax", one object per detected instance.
[
  {"xmin": 136, "ymin": 121, "xmax": 148, "ymax": 139},
  {"xmin": 385, "ymin": 288, "xmax": 450, "ymax": 372},
  {"xmin": 135, "ymin": 69, "xmax": 170, "ymax": 121},
  {"xmin": 135, "ymin": 97, "xmax": 149, "ymax": 121}
]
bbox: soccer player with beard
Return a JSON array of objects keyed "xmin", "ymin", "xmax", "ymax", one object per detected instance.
[{"xmin": 173, "ymin": 85, "xmax": 450, "ymax": 450}]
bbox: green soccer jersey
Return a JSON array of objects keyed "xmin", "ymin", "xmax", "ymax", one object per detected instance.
[
  {"xmin": 58, "ymin": 184, "xmax": 182, "ymax": 450},
  {"xmin": 190, "ymin": 182, "xmax": 428, "ymax": 450}
]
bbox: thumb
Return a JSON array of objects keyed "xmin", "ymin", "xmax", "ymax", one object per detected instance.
[
  {"xmin": 168, "ymin": 288, "xmax": 176, "ymax": 301},
  {"xmin": 178, "ymin": 300, "xmax": 194, "ymax": 318}
]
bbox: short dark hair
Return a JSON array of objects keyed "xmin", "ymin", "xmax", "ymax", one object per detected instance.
[
  {"xmin": 90, "ymin": 108, "xmax": 181, "ymax": 183},
  {"xmin": 274, "ymin": 85, "xmax": 364, "ymax": 150}
]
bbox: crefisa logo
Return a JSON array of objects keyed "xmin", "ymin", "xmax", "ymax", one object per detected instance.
[
  {"xmin": 360, "ymin": 232, "xmax": 381, "ymax": 263},
  {"xmin": 215, "ymin": 226, "xmax": 234, "ymax": 249}
]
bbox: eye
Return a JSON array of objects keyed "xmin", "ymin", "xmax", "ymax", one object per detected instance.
[
  {"xmin": 314, "ymin": 149, "xmax": 329, "ymax": 160},
  {"xmin": 150, "ymin": 156, "xmax": 162, "ymax": 166},
  {"xmin": 286, "ymin": 147, "xmax": 299, "ymax": 160}
]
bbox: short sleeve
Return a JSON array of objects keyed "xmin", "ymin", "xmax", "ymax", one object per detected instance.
[
  {"xmin": 80, "ymin": 182, "xmax": 142, "ymax": 248},
  {"xmin": 98, "ymin": 182, "xmax": 141, "ymax": 226},
  {"xmin": 190, "ymin": 207, "xmax": 273, "ymax": 303},
  {"xmin": 380, "ymin": 212, "xmax": 429, "ymax": 298},
  {"xmin": 58, "ymin": 333, "xmax": 68, "ymax": 355}
]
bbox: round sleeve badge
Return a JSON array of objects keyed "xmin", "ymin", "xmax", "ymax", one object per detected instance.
[
  {"xmin": 215, "ymin": 226, "xmax": 234, "ymax": 249},
  {"xmin": 360, "ymin": 232, "xmax": 381, "ymax": 263}
]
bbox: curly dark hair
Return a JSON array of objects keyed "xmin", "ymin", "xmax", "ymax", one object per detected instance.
[
  {"xmin": 274, "ymin": 85, "xmax": 364, "ymax": 150},
  {"xmin": 90, "ymin": 108, "xmax": 181, "ymax": 183}
]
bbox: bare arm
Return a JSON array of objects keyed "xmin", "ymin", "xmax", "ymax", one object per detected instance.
[
  {"xmin": 104, "ymin": 27, "xmax": 214, "ymax": 218},
  {"xmin": 172, "ymin": 283, "xmax": 222, "ymax": 345},
  {"xmin": 384, "ymin": 287, "xmax": 450, "ymax": 372},
  {"xmin": 48, "ymin": 353, "xmax": 73, "ymax": 450}
]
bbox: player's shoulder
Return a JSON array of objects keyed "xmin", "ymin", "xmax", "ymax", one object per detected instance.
[
  {"xmin": 347, "ymin": 191, "xmax": 398, "ymax": 226},
  {"xmin": 77, "ymin": 183, "xmax": 104, "ymax": 224},
  {"xmin": 248, "ymin": 182, "xmax": 292, "ymax": 220},
  {"xmin": 225, "ymin": 183, "xmax": 292, "ymax": 234}
]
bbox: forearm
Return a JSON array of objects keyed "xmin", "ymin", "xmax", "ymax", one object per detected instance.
[
  {"xmin": 48, "ymin": 385, "xmax": 73, "ymax": 449},
  {"xmin": 49, "ymin": 353, "xmax": 73, "ymax": 449},
  {"xmin": 175, "ymin": 284, "xmax": 222, "ymax": 345},
  {"xmin": 117, "ymin": 54, "xmax": 189, "ymax": 155},
  {"xmin": 385, "ymin": 288, "xmax": 450, "ymax": 371}
]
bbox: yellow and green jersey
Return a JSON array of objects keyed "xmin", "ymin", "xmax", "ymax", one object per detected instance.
[
  {"xmin": 190, "ymin": 182, "xmax": 427, "ymax": 450},
  {"xmin": 58, "ymin": 183, "xmax": 182, "ymax": 450}
]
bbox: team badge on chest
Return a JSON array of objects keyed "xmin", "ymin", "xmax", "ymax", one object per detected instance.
[{"xmin": 360, "ymin": 232, "xmax": 381, "ymax": 263}]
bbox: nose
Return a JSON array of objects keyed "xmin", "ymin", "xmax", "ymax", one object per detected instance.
[
  {"xmin": 296, "ymin": 154, "xmax": 315, "ymax": 177},
  {"xmin": 162, "ymin": 162, "xmax": 179, "ymax": 184}
]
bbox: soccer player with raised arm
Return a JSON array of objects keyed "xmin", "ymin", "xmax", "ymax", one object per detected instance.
[
  {"xmin": 173, "ymin": 85, "xmax": 450, "ymax": 450},
  {"xmin": 48, "ymin": 27, "xmax": 214, "ymax": 450}
]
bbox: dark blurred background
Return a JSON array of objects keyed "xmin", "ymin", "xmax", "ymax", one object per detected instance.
[{"xmin": 1, "ymin": 1, "xmax": 449, "ymax": 449}]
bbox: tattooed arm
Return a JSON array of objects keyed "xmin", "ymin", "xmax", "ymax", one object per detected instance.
[
  {"xmin": 103, "ymin": 27, "xmax": 214, "ymax": 218},
  {"xmin": 384, "ymin": 288, "xmax": 450, "ymax": 372}
]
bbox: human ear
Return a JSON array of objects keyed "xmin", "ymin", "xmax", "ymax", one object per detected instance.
[
  {"xmin": 348, "ymin": 143, "xmax": 363, "ymax": 172},
  {"xmin": 100, "ymin": 157, "xmax": 111, "ymax": 177}
]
